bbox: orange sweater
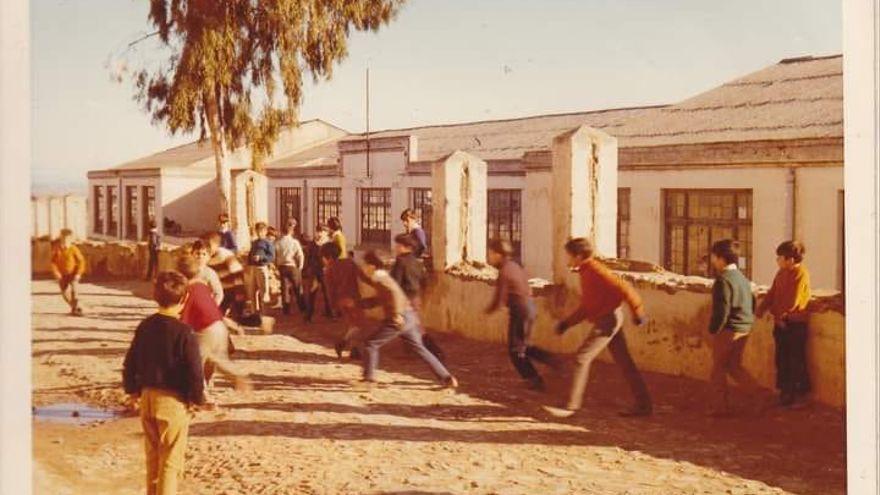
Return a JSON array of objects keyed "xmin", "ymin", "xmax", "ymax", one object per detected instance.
[
  {"xmin": 563, "ymin": 259, "xmax": 644, "ymax": 326},
  {"xmin": 759, "ymin": 264, "xmax": 811, "ymax": 322},
  {"xmin": 51, "ymin": 245, "xmax": 86, "ymax": 278}
]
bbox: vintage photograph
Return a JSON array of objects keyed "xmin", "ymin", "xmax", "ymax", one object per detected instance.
[{"xmin": 24, "ymin": 1, "xmax": 856, "ymax": 494}]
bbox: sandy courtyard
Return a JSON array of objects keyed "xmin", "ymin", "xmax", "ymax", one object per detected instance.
[{"xmin": 31, "ymin": 279, "xmax": 845, "ymax": 495}]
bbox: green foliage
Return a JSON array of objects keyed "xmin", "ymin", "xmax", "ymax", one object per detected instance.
[{"xmin": 135, "ymin": 0, "xmax": 405, "ymax": 171}]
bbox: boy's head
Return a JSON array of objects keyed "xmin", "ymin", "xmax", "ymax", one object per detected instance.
[
  {"xmin": 710, "ymin": 239, "xmax": 740, "ymax": 271},
  {"xmin": 400, "ymin": 208, "xmax": 419, "ymax": 231},
  {"xmin": 176, "ymin": 255, "xmax": 202, "ymax": 281},
  {"xmin": 203, "ymin": 231, "xmax": 221, "ymax": 254},
  {"xmin": 563, "ymin": 237, "xmax": 594, "ymax": 267},
  {"xmin": 218, "ymin": 213, "xmax": 230, "ymax": 231},
  {"xmin": 58, "ymin": 228, "xmax": 74, "ymax": 247},
  {"xmin": 190, "ymin": 240, "xmax": 210, "ymax": 268},
  {"xmin": 149, "ymin": 219, "xmax": 157, "ymax": 230},
  {"xmin": 362, "ymin": 250, "xmax": 384, "ymax": 277},
  {"xmin": 266, "ymin": 225, "xmax": 278, "ymax": 240},
  {"xmin": 319, "ymin": 241, "xmax": 342, "ymax": 267},
  {"xmin": 327, "ymin": 217, "xmax": 341, "ymax": 232},
  {"xmin": 487, "ymin": 239, "xmax": 514, "ymax": 267},
  {"xmin": 393, "ymin": 233, "xmax": 417, "ymax": 256},
  {"xmin": 776, "ymin": 240, "xmax": 805, "ymax": 268},
  {"xmin": 285, "ymin": 220, "xmax": 297, "ymax": 236},
  {"xmin": 154, "ymin": 270, "xmax": 189, "ymax": 310},
  {"xmin": 254, "ymin": 222, "xmax": 268, "ymax": 238}
]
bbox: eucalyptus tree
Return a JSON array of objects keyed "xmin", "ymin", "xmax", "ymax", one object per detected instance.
[{"xmin": 134, "ymin": 0, "xmax": 405, "ymax": 215}]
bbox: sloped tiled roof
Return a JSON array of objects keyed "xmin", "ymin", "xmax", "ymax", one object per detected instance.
[{"xmin": 613, "ymin": 54, "xmax": 842, "ymax": 147}]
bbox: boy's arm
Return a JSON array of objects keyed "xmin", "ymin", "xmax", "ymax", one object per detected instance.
[
  {"xmin": 756, "ymin": 277, "xmax": 777, "ymax": 318},
  {"xmin": 708, "ymin": 279, "xmax": 732, "ymax": 334},
  {"xmin": 208, "ymin": 272, "xmax": 224, "ymax": 306},
  {"xmin": 49, "ymin": 251, "xmax": 62, "ymax": 280},
  {"xmin": 486, "ymin": 266, "xmax": 508, "ymax": 314},
  {"xmin": 122, "ymin": 330, "xmax": 139, "ymax": 395},
  {"xmin": 265, "ymin": 242, "xmax": 275, "ymax": 264},
  {"xmin": 183, "ymin": 331, "xmax": 206, "ymax": 405},
  {"xmin": 293, "ymin": 242, "xmax": 304, "ymax": 270},
  {"xmin": 73, "ymin": 247, "xmax": 86, "ymax": 277}
]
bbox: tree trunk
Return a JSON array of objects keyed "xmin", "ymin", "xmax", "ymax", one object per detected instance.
[{"xmin": 204, "ymin": 94, "xmax": 231, "ymax": 219}]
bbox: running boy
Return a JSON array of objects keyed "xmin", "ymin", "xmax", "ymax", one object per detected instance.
[
  {"xmin": 707, "ymin": 239, "xmax": 762, "ymax": 416},
  {"xmin": 122, "ymin": 270, "xmax": 205, "ymax": 495},
  {"xmin": 543, "ymin": 238, "xmax": 651, "ymax": 418},
  {"xmin": 321, "ymin": 242, "xmax": 365, "ymax": 358},
  {"xmin": 178, "ymin": 256, "xmax": 251, "ymax": 406},
  {"xmin": 390, "ymin": 233, "xmax": 446, "ymax": 363},
  {"xmin": 757, "ymin": 240, "xmax": 812, "ymax": 407},
  {"xmin": 486, "ymin": 239, "xmax": 557, "ymax": 391},
  {"xmin": 359, "ymin": 251, "xmax": 458, "ymax": 389},
  {"xmin": 51, "ymin": 228, "xmax": 86, "ymax": 316}
]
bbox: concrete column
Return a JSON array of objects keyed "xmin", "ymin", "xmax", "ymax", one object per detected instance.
[
  {"xmin": 430, "ymin": 151, "xmax": 487, "ymax": 271},
  {"xmin": 551, "ymin": 125, "xmax": 618, "ymax": 285},
  {"xmin": 522, "ymin": 151, "xmax": 554, "ymax": 280}
]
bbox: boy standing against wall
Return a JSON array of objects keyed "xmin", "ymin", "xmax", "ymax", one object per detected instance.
[
  {"xmin": 51, "ymin": 228, "xmax": 86, "ymax": 316},
  {"xmin": 146, "ymin": 220, "xmax": 161, "ymax": 280},
  {"xmin": 123, "ymin": 271, "xmax": 205, "ymax": 495},
  {"xmin": 757, "ymin": 241, "xmax": 812, "ymax": 407},
  {"xmin": 543, "ymin": 238, "xmax": 652, "ymax": 418},
  {"xmin": 706, "ymin": 239, "xmax": 762, "ymax": 417}
]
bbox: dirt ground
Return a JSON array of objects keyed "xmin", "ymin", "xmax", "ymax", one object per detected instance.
[{"xmin": 31, "ymin": 279, "xmax": 845, "ymax": 495}]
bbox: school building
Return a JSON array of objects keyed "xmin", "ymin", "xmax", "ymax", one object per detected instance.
[{"xmin": 85, "ymin": 54, "xmax": 843, "ymax": 290}]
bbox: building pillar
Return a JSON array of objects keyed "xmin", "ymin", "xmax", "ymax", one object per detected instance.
[
  {"xmin": 551, "ymin": 125, "xmax": 618, "ymax": 286},
  {"xmin": 430, "ymin": 151, "xmax": 487, "ymax": 271}
]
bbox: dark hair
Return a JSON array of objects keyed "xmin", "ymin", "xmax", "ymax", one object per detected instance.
[
  {"xmin": 149, "ymin": 219, "xmax": 157, "ymax": 229},
  {"xmin": 154, "ymin": 271, "xmax": 188, "ymax": 307},
  {"xmin": 327, "ymin": 217, "xmax": 341, "ymax": 231},
  {"xmin": 176, "ymin": 255, "xmax": 202, "ymax": 279},
  {"xmin": 487, "ymin": 238, "xmax": 514, "ymax": 257},
  {"xmin": 59, "ymin": 228, "xmax": 73, "ymax": 238},
  {"xmin": 363, "ymin": 250, "xmax": 384, "ymax": 269},
  {"xmin": 564, "ymin": 237, "xmax": 594, "ymax": 259},
  {"xmin": 400, "ymin": 208, "xmax": 418, "ymax": 222},
  {"xmin": 218, "ymin": 213, "xmax": 230, "ymax": 223},
  {"xmin": 267, "ymin": 226, "xmax": 277, "ymax": 237},
  {"xmin": 254, "ymin": 222, "xmax": 268, "ymax": 232},
  {"xmin": 394, "ymin": 233, "xmax": 417, "ymax": 250},
  {"xmin": 320, "ymin": 241, "xmax": 342, "ymax": 260},
  {"xmin": 776, "ymin": 240, "xmax": 805, "ymax": 263},
  {"xmin": 190, "ymin": 240, "xmax": 208, "ymax": 253},
  {"xmin": 710, "ymin": 239, "xmax": 740, "ymax": 265}
]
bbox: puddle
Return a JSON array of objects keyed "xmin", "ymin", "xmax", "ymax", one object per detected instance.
[{"xmin": 32, "ymin": 403, "xmax": 125, "ymax": 424}]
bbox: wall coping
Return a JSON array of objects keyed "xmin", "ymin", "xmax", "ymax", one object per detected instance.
[{"xmin": 444, "ymin": 259, "xmax": 845, "ymax": 315}]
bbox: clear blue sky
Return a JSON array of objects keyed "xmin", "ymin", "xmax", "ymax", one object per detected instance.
[{"xmin": 31, "ymin": 0, "xmax": 841, "ymax": 193}]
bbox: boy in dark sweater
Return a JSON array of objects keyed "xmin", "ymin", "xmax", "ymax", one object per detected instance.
[
  {"xmin": 146, "ymin": 220, "xmax": 161, "ymax": 280},
  {"xmin": 485, "ymin": 239, "xmax": 557, "ymax": 391},
  {"xmin": 707, "ymin": 239, "xmax": 761, "ymax": 416},
  {"xmin": 401, "ymin": 208, "xmax": 429, "ymax": 258},
  {"xmin": 246, "ymin": 222, "xmax": 275, "ymax": 314},
  {"xmin": 389, "ymin": 233, "xmax": 446, "ymax": 363},
  {"xmin": 123, "ymin": 271, "xmax": 205, "ymax": 495}
]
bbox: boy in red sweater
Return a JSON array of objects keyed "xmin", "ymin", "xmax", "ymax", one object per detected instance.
[
  {"xmin": 178, "ymin": 256, "xmax": 251, "ymax": 407},
  {"xmin": 543, "ymin": 237, "xmax": 651, "ymax": 418}
]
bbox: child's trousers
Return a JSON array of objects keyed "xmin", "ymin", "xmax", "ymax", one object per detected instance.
[{"xmin": 140, "ymin": 387, "xmax": 190, "ymax": 495}]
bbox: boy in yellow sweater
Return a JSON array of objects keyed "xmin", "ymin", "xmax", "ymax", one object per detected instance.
[
  {"xmin": 50, "ymin": 229, "xmax": 86, "ymax": 316},
  {"xmin": 757, "ymin": 241, "xmax": 812, "ymax": 407}
]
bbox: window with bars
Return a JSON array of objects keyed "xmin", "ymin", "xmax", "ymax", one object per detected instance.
[
  {"xmin": 93, "ymin": 186, "xmax": 105, "ymax": 234},
  {"xmin": 278, "ymin": 187, "xmax": 302, "ymax": 232},
  {"xmin": 409, "ymin": 188, "xmax": 433, "ymax": 239},
  {"xmin": 125, "ymin": 186, "xmax": 139, "ymax": 240},
  {"xmin": 360, "ymin": 188, "xmax": 391, "ymax": 246},
  {"xmin": 141, "ymin": 186, "xmax": 155, "ymax": 238},
  {"xmin": 107, "ymin": 186, "xmax": 119, "ymax": 237},
  {"xmin": 664, "ymin": 189, "xmax": 753, "ymax": 278},
  {"xmin": 315, "ymin": 188, "xmax": 341, "ymax": 229},
  {"xmin": 617, "ymin": 188, "xmax": 631, "ymax": 259},
  {"xmin": 487, "ymin": 189, "xmax": 523, "ymax": 261}
]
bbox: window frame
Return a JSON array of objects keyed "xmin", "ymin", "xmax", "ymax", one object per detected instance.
[
  {"xmin": 106, "ymin": 185, "xmax": 119, "ymax": 238},
  {"xmin": 141, "ymin": 185, "xmax": 155, "ymax": 239},
  {"xmin": 359, "ymin": 187, "xmax": 392, "ymax": 247},
  {"xmin": 663, "ymin": 188, "xmax": 753, "ymax": 278},
  {"xmin": 314, "ymin": 187, "xmax": 342, "ymax": 229},
  {"xmin": 93, "ymin": 185, "xmax": 105, "ymax": 235},
  {"xmin": 617, "ymin": 187, "xmax": 631, "ymax": 259},
  {"xmin": 487, "ymin": 189, "xmax": 523, "ymax": 262},
  {"xmin": 277, "ymin": 187, "xmax": 303, "ymax": 234},
  {"xmin": 125, "ymin": 185, "xmax": 139, "ymax": 240}
]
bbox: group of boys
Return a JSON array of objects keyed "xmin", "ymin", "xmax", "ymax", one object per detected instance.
[{"xmin": 105, "ymin": 204, "xmax": 812, "ymax": 494}]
